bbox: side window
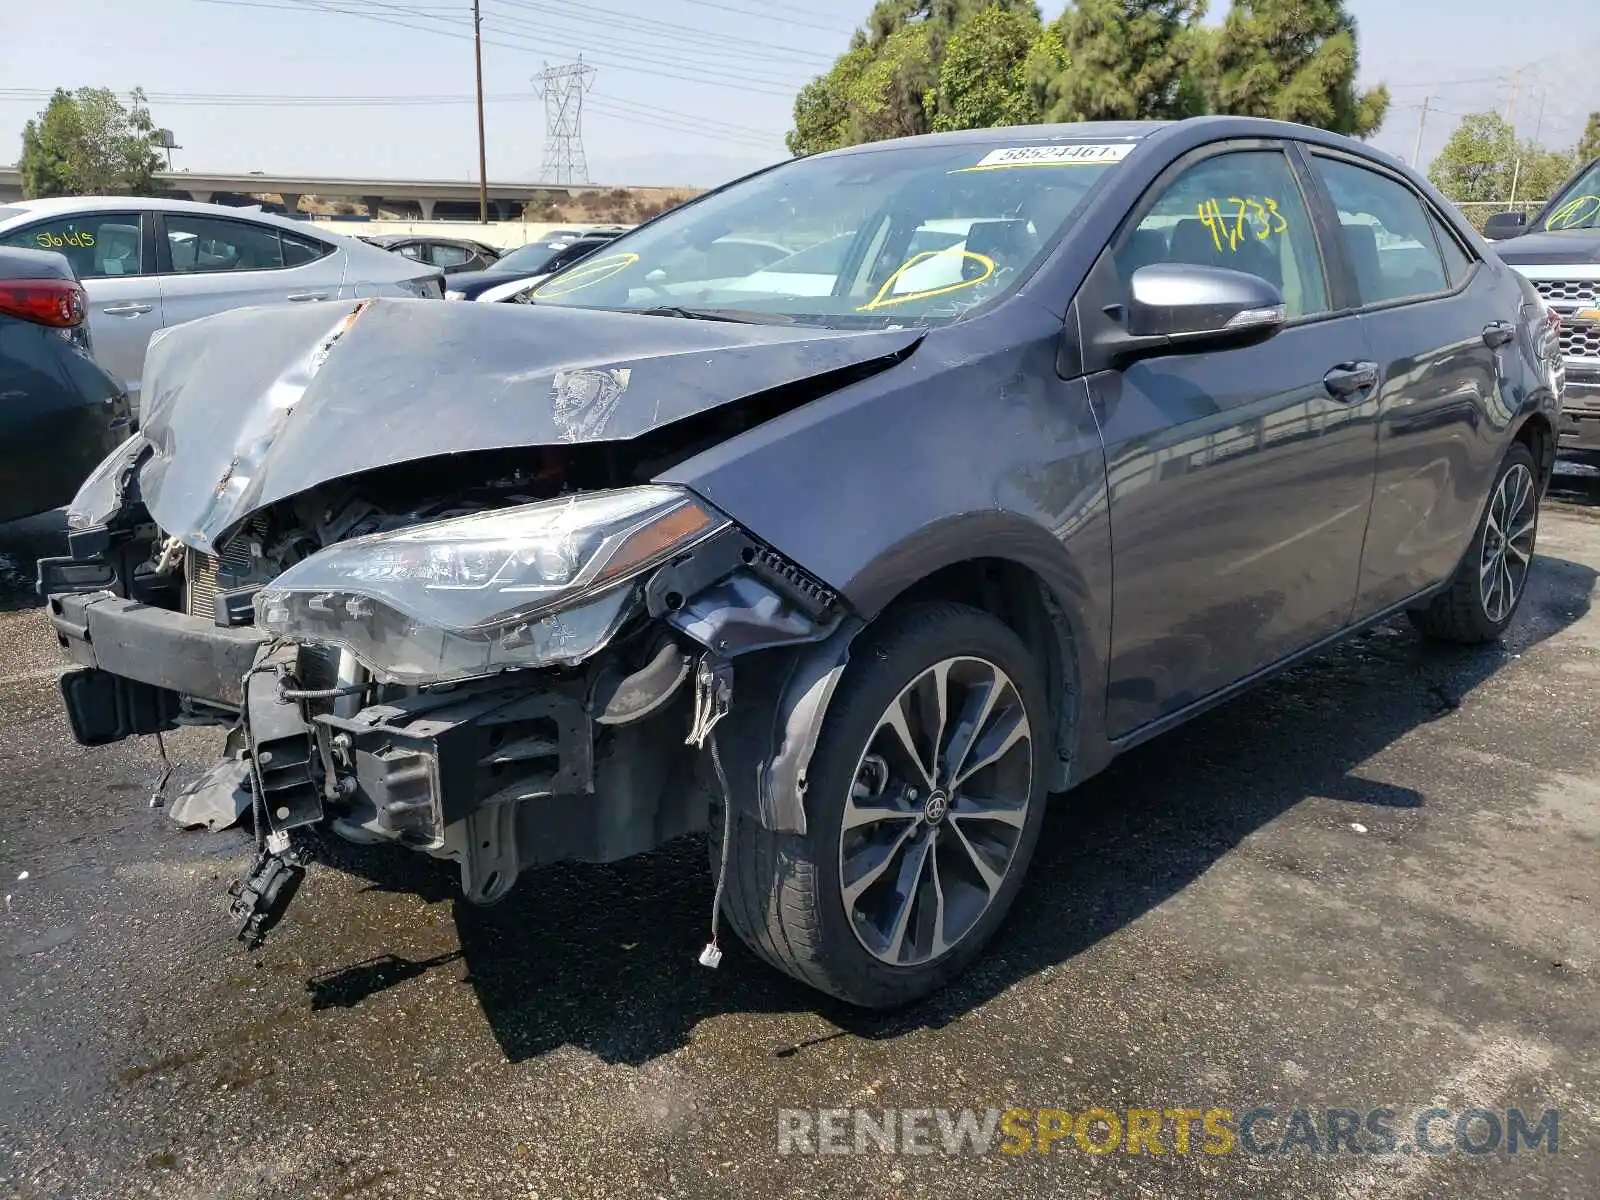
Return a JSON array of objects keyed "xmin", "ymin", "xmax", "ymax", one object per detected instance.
[
  {"xmin": 1309, "ymin": 157, "xmax": 1450, "ymax": 305},
  {"xmin": 1428, "ymin": 213, "xmax": 1475, "ymax": 286},
  {"xmin": 0, "ymin": 213, "xmax": 144, "ymax": 278},
  {"xmin": 1114, "ymin": 150, "xmax": 1329, "ymax": 318},
  {"xmin": 429, "ymin": 243, "xmax": 474, "ymax": 268},
  {"xmin": 164, "ymin": 214, "xmax": 287, "ymax": 273},
  {"xmin": 396, "ymin": 243, "xmax": 424, "ymax": 261},
  {"xmin": 281, "ymin": 229, "xmax": 333, "ymax": 267}
]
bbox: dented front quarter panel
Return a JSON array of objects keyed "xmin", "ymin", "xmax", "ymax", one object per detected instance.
[
  {"xmin": 662, "ymin": 299, "xmax": 1116, "ymax": 784},
  {"xmin": 135, "ymin": 297, "xmax": 923, "ymax": 552}
]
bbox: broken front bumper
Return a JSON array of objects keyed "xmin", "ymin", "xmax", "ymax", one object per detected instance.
[{"xmin": 47, "ymin": 590, "xmax": 269, "ymax": 744}]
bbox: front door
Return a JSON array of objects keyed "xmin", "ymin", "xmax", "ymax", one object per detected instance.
[
  {"xmin": 0, "ymin": 210, "xmax": 163, "ymax": 405},
  {"xmin": 1089, "ymin": 145, "xmax": 1380, "ymax": 737}
]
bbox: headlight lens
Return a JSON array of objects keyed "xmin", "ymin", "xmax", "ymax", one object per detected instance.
[
  {"xmin": 67, "ymin": 434, "xmax": 146, "ymax": 530},
  {"xmin": 255, "ymin": 486, "xmax": 727, "ymax": 683}
]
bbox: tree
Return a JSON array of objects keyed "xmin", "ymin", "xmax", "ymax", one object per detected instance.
[
  {"xmin": 787, "ymin": 0, "xmax": 1043, "ymax": 155},
  {"xmin": 19, "ymin": 87, "xmax": 161, "ymax": 198},
  {"xmin": 1045, "ymin": 0, "xmax": 1205, "ymax": 123},
  {"xmin": 933, "ymin": 6, "xmax": 1048, "ymax": 131},
  {"xmin": 1428, "ymin": 111, "xmax": 1575, "ymax": 223},
  {"xmin": 1208, "ymin": 0, "xmax": 1388, "ymax": 137},
  {"xmin": 1577, "ymin": 111, "xmax": 1600, "ymax": 166}
]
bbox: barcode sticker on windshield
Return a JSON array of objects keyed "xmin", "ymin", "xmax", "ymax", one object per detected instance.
[{"xmin": 974, "ymin": 144, "xmax": 1135, "ymax": 167}]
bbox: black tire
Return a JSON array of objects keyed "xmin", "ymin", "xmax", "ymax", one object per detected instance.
[
  {"xmin": 716, "ymin": 601, "xmax": 1052, "ymax": 1009},
  {"xmin": 1408, "ymin": 441, "xmax": 1540, "ymax": 644}
]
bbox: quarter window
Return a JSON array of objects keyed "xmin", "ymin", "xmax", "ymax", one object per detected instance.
[
  {"xmin": 162, "ymin": 214, "xmax": 330, "ymax": 273},
  {"xmin": 1114, "ymin": 150, "xmax": 1329, "ymax": 318},
  {"xmin": 282, "ymin": 229, "xmax": 333, "ymax": 266},
  {"xmin": 1309, "ymin": 157, "xmax": 1450, "ymax": 305},
  {"xmin": 1429, "ymin": 213, "xmax": 1475, "ymax": 286},
  {"xmin": 0, "ymin": 213, "xmax": 144, "ymax": 278}
]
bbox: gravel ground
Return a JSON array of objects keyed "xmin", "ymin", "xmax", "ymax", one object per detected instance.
[{"xmin": 3, "ymin": 479, "xmax": 1600, "ymax": 1199}]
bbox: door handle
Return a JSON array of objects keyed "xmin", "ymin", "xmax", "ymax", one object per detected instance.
[
  {"xmin": 286, "ymin": 292, "xmax": 329, "ymax": 302},
  {"xmin": 102, "ymin": 303, "xmax": 152, "ymax": 316},
  {"xmin": 1323, "ymin": 361, "xmax": 1380, "ymax": 400},
  {"xmin": 1482, "ymin": 321, "xmax": 1515, "ymax": 348}
]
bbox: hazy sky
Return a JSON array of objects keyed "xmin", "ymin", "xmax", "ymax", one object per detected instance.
[{"xmin": 0, "ymin": 0, "xmax": 1594, "ymax": 187}]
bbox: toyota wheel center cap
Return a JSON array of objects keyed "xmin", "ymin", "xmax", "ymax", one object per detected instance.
[{"xmin": 923, "ymin": 790, "xmax": 949, "ymax": 824}]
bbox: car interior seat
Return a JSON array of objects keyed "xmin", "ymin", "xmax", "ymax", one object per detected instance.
[
  {"xmin": 1340, "ymin": 222, "xmax": 1386, "ymax": 302},
  {"xmin": 1117, "ymin": 227, "xmax": 1171, "ymax": 284},
  {"xmin": 961, "ymin": 219, "xmax": 1038, "ymax": 280}
]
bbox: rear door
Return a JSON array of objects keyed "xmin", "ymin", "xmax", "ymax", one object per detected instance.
[
  {"xmin": 0, "ymin": 210, "xmax": 162, "ymax": 403},
  {"xmin": 1301, "ymin": 152, "xmax": 1508, "ymax": 613},
  {"xmin": 1085, "ymin": 143, "xmax": 1381, "ymax": 737},
  {"xmin": 154, "ymin": 211, "xmax": 345, "ymax": 329}
]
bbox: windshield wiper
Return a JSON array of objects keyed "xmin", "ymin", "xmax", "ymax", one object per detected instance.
[{"xmin": 630, "ymin": 305, "xmax": 795, "ymax": 325}]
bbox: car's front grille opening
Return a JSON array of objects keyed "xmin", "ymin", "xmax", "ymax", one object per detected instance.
[
  {"xmin": 1559, "ymin": 323, "xmax": 1600, "ymax": 360},
  {"xmin": 184, "ymin": 549, "xmax": 221, "ymax": 621},
  {"xmin": 184, "ymin": 532, "xmax": 255, "ymax": 622},
  {"xmin": 1534, "ymin": 278, "xmax": 1599, "ymax": 304}
]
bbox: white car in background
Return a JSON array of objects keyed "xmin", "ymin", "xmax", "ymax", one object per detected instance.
[{"xmin": 0, "ymin": 196, "xmax": 444, "ymax": 415}]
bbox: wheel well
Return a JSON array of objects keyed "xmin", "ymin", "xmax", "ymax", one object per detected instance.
[
  {"xmin": 878, "ymin": 558, "xmax": 1078, "ymax": 788},
  {"xmin": 1516, "ymin": 413, "xmax": 1556, "ymax": 489}
]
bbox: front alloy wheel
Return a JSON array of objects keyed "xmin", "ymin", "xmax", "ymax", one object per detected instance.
[
  {"xmin": 840, "ymin": 656, "xmax": 1033, "ymax": 968},
  {"xmin": 715, "ymin": 602, "xmax": 1051, "ymax": 1008}
]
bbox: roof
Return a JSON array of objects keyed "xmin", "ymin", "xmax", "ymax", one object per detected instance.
[
  {"xmin": 819, "ymin": 120, "xmax": 1170, "ymax": 158},
  {"xmin": 812, "ymin": 116, "xmax": 1393, "ymax": 167},
  {"xmin": 1, "ymin": 194, "xmax": 337, "ymax": 238}
]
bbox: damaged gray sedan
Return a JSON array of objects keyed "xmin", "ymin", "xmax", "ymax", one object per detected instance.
[{"xmin": 40, "ymin": 118, "xmax": 1562, "ymax": 1007}]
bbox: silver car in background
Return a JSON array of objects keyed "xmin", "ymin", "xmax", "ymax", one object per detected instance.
[{"xmin": 0, "ymin": 196, "xmax": 444, "ymax": 416}]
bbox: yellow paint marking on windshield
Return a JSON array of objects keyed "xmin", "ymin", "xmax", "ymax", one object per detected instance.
[
  {"xmin": 1547, "ymin": 195, "xmax": 1600, "ymax": 229},
  {"xmin": 529, "ymin": 252, "xmax": 640, "ymax": 299},
  {"xmin": 34, "ymin": 230, "xmax": 96, "ymax": 250},
  {"xmin": 856, "ymin": 249, "xmax": 995, "ymax": 312},
  {"xmin": 1197, "ymin": 196, "xmax": 1288, "ymax": 252}
]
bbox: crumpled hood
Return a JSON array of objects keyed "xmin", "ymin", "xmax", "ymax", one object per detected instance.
[
  {"xmin": 1493, "ymin": 229, "xmax": 1600, "ymax": 266},
  {"xmin": 137, "ymin": 298, "xmax": 921, "ymax": 552}
]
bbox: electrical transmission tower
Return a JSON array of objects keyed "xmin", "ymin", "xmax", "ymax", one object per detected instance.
[{"xmin": 534, "ymin": 58, "xmax": 596, "ymax": 184}]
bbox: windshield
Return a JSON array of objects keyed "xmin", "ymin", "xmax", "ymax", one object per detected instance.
[
  {"xmin": 526, "ymin": 139, "xmax": 1135, "ymax": 327},
  {"xmin": 1536, "ymin": 159, "xmax": 1600, "ymax": 232},
  {"xmin": 497, "ymin": 241, "xmax": 580, "ymax": 273}
]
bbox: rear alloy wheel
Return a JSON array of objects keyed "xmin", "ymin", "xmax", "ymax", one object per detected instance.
[
  {"xmin": 717, "ymin": 602, "xmax": 1051, "ymax": 1008},
  {"xmin": 1409, "ymin": 441, "xmax": 1540, "ymax": 643}
]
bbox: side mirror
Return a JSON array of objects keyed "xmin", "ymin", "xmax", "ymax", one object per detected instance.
[
  {"xmin": 1125, "ymin": 263, "xmax": 1286, "ymax": 345},
  {"xmin": 1483, "ymin": 211, "xmax": 1528, "ymax": 240}
]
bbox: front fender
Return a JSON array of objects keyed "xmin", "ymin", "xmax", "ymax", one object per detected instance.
[{"xmin": 663, "ymin": 311, "xmax": 1118, "ymax": 804}]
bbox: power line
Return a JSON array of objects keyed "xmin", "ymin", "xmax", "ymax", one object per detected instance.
[
  {"xmin": 0, "ymin": 87, "xmax": 784, "ymax": 147},
  {"xmin": 181, "ymin": 0, "xmax": 806, "ymax": 96},
  {"xmin": 275, "ymin": 0, "xmax": 816, "ymax": 85},
  {"xmin": 485, "ymin": 0, "xmax": 836, "ymax": 65}
]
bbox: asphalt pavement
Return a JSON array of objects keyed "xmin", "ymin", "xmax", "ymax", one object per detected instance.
[{"xmin": 3, "ymin": 482, "xmax": 1600, "ymax": 1199}]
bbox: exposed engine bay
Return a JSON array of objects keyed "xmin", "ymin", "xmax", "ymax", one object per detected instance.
[{"xmin": 38, "ymin": 296, "xmax": 900, "ymax": 949}]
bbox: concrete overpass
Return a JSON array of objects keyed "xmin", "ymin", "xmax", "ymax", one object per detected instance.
[{"xmin": 0, "ymin": 165, "xmax": 611, "ymax": 220}]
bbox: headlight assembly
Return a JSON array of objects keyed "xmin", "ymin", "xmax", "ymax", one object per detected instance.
[
  {"xmin": 67, "ymin": 434, "xmax": 147, "ymax": 530},
  {"xmin": 255, "ymin": 486, "xmax": 728, "ymax": 683}
]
